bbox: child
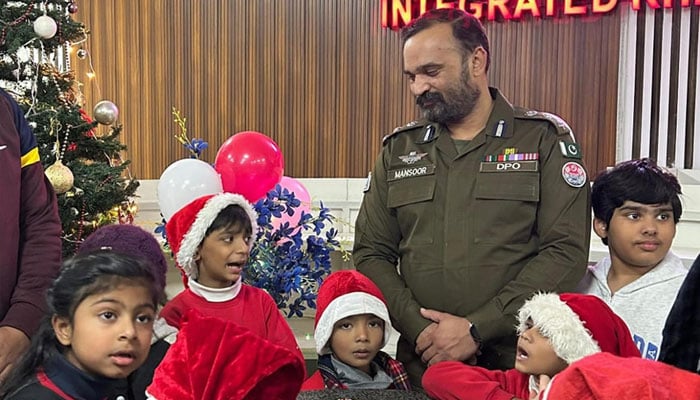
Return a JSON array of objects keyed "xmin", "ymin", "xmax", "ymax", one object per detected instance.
[
  {"xmin": 302, "ymin": 270, "xmax": 411, "ymax": 391},
  {"xmin": 78, "ymin": 224, "xmax": 178, "ymax": 400},
  {"xmin": 159, "ymin": 193, "xmax": 302, "ymax": 360},
  {"xmin": 422, "ymin": 293, "xmax": 640, "ymax": 400},
  {"xmin": 0, "ymin": 252, "xmax": 163, "ymax": 399},
  {"xmin": 577, "ymin": 158, "xmax": 689, "ymax": 360}
]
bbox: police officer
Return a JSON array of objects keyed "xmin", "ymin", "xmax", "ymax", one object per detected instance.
[{"xmin": 353, "ymin": 8, "xmax": 591, "ymax": 388}]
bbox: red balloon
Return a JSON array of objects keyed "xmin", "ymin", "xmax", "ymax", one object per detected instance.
[{"xmin": 214, "ymin": 131, "xmax": 284, "ymax": 202}]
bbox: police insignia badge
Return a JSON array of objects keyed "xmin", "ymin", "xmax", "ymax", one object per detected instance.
[
  {"xmin": 562, "ymin": 161, "xmax": 587, "ymax": 187},
  {"xmin": 399, "ymin": 151, "xmax": 428, "ymax": 164},
  {"xmin": 363, "ymin": 171, "xmax": 371, "ymax": 192},
  {"xmin": 559, "ymin": 141, "xmax": 582, "ymax": 159}
]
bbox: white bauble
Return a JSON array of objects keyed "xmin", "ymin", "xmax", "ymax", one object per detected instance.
[{"xmin": 33, "ymin": 15, "xmax": 58, "ymax": 39}]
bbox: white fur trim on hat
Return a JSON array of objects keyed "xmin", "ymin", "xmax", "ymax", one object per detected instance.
[
  {"xmin": 517, "ymin": 293, "xmax": 600, "ymax": 364},
  {"xmin": 314, "ymin": 292, "xmax": 392, "ymax": 356},
  {"xmin": 177, "ymin": 193, "xmax": 258, "ymax": 279}
]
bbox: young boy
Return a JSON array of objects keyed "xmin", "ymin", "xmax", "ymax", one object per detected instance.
[
  {"xmin": 301, "ymin": 270, "xmax": 411, "ymax": 391},
  {"xmin": 422, "ymin": 293, "xmax": 640, "ymax": 400},
  {"xmin": 159, "ymin": 193, "xmax": 303, "ymax": 362},
  {"xmin": 577, "ymin": 158, "xmax": 689, "ymax": 360}
]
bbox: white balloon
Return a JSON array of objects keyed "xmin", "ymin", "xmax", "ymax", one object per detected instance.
[{"xmin": 157, "ymin": 159, "xmax": 223, "ymax": 221}]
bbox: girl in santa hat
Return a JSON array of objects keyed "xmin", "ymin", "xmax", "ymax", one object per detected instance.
[
  {"xmin": 302, "ymin": 270, "xmax": 411, "ymax": 391},
  {"xmin": 422, "ymin": 293, "xmax": 641, "ymax": 400}
]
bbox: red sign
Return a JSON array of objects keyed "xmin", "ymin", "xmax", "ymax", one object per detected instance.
[{"xmin": 381, "ymin": 0, "xmax": 699, "ymax": 27}]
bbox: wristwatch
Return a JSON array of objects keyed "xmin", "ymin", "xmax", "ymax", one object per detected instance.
[{"xmin": 469, "ymin": 322, "xmax": 483, "ymax": 349}]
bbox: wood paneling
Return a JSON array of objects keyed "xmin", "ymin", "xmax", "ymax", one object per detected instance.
[{"xmin": 75, "ymin": 1, "xmax": 618, "ymax": 179}]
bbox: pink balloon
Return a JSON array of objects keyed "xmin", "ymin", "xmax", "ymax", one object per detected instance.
[
  {"xmin": 272, "ymin": 176, "xmax": 311, "ymax": 231},
  {"xmin": 214, "ymin": 131, "xmax": 284, "ymax": 202}
]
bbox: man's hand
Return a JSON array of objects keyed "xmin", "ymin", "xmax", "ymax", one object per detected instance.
[
  {"xmin": 417, "ymin": 308, "xmax": 479, "ymax": 366},
  {"xmin": 0, "ymin": 326, "xmax": 31, "ymax": 381},
  {"xmin": 415, "ymin": 322, "xmax": 438, "ymax": 356}
]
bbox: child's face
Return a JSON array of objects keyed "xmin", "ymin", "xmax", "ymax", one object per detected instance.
[
  {"xmin": 329, "ymin": 313, "xmax": 384, "ymax": 375},
  {"xmin": 595, "ymin": 200, "xmax": 675, "ymax": 273},
  {"xmin": 195, "ymin": 226, "xmax": 251, "ymax": 288},
  {"xmin": 53, "ymin": 283, "xmax": 156, "ymax": 379},
  {"xmin": 515, "ymin": 320, "xmax": 568, "ymax": 377}
]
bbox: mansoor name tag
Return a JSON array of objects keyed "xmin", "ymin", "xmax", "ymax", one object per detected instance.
[
  {"xmin": 480, "ymin": 160, "xmax": 539, "ymax": 173},
  {"xmin": 387, "ymin": 164, "xmax": 436, "ymax": 181}
]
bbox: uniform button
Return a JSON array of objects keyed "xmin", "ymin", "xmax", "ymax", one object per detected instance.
[{"xmin": 116, "ymin": 396, "xmax": 126, "ymax": 400}]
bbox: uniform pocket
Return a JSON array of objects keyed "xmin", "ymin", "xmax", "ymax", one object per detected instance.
[
  {"xmin": 474, "ymin": 172, "xmax": 539, "ymax": 244},
  {"xmin": 387, "ymin": 175, "xmax": 436, "ymax": 244}
]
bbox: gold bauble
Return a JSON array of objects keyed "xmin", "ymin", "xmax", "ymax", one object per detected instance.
[{"xmin": 45, "ymin": 160, "xmax": 74, "ymax": 194}]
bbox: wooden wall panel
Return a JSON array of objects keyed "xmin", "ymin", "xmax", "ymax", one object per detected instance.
[{"xmin": 75, "ymin": 1, "xmax": 618, "ymax": 179}]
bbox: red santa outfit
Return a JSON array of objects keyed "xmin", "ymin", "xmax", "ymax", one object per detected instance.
[
  {"xmin": 423, "ymin": 293, "xmax": 640, "ymax": 400},
  {"xmin": 542, "ymin": 352, "xmax": 700, "ymax": 400},
  {"xmin": 302, "ymin": 270, "xmax": 411, "ymax": 391},
  {"xmin": 146, "ymin": 310, "xmax": 304, "ymax": 400},
  {"xmin": 159, "ymin": 193, "xmax": 303, "ymax": 362}
]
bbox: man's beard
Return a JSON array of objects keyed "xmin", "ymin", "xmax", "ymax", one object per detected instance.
[{"xmin": 416, "ymin": 73, "xmax": 481, "ymax": 125}]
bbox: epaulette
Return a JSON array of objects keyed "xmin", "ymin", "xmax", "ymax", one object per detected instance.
[
  {"xmin": 382, "ymin": 120, "xmax": 427, "ymax": 145},
  {"xmin": 514, "ymin": 107, "xmax": 576, "ymax": 141}
]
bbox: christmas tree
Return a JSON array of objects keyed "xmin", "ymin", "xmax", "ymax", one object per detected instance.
[{"xmin": 0, "ymin": 1, "xmax": 138, "ymax": 256}]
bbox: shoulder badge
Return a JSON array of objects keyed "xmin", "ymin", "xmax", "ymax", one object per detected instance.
[
  {"xmin": 514, "ymin": 107, "xmax": 576, "ymax": 142},
  {"xmin": 382, "ymin": 120, "xmax": 427, "ymax": 146}
]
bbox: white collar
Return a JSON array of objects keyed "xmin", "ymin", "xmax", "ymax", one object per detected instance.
[{"xmin": 188, "ymin": 277, "xmax": 242, "ymax": 302}]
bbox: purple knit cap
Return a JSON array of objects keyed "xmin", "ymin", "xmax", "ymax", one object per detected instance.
[{"xmin": 78, "ymin": 224, "xmax": 168, "ymax": 290}]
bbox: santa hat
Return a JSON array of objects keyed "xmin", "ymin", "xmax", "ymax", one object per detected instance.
[
  {"xmin": 542, "ymin": 352, "xmax": 700, "ymax": 400},
  {"xmin": 165, "ymin": 193, "xmax": 258, "ymax": 280},
  {"xmin": 78, "ymin": 224, "xmax": 168, "ymax": 290},
  {"xmin": 146, "ymin": 310, "xmax": 305, "ymax": 400},
  {"xmin": 314, "ymin": 270, "xmax": 392, "ymax": 355},
  {"xmin": 517, "ymin": 293, "xmax": 640, "ymax": 364}
]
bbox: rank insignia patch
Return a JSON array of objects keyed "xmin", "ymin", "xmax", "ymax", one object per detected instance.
[
  {"xmin": 562, "ymin": 161, "xmax": 587, "ymax": 188},
  {"xmin": 559, "ymin": 141, "xmax": 582, "ymax": 159},
  {"xmin": 399, "ymin": 151, "xmax": 428, "ymax": 165}
]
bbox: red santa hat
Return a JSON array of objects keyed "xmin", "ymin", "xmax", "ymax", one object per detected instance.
[
  {"xmin": 517, "ymin": 293, "xmax": 640, "ymax": 364},
  {"xmin": 165, "ymin": 193, "xmax": 258, "ymax": 280},
  {"xmin": 542, "ymin": 352, "xmax": 700, "ymax": 400},
  {"xmin": 314, "ymin": 270, "xmax": 392, "ymax": 355},
  {"xmin": 146, "ymin": 310, "xmax": 304, "ymax": 400}
]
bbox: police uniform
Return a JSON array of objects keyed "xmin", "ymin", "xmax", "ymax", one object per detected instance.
[{"xmin": 353, "ymin": 88, "xmax": 591, "ymax": 387}]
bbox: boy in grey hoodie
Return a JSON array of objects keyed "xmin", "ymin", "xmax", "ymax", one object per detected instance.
[{"xmin": 577, "ymin": 158, "xmax": 688, "ymax": 360}]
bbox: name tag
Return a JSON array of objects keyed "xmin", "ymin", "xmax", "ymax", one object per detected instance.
[
  {"xmin": 480, "ymin": 160, "xmax": 539, "ymax": 173},
  {"xmin": 388, "ymin": 165, "xmax": 436, "ymax": 181}
]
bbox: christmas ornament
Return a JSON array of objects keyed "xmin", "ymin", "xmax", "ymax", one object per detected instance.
[
  {"xmin": 16, "ymin": 47, "xmax": 31, "ymax": 62},
  {"xmin": 68, "ymin": 3, "xmax": 79, "ymax": 14},
  {"xmin": 76, "ymin": 49, "xmax": 87, "ymax": 59},
  {"xmin": 93, "ymin": 100, "xmax": 119, "ymax": 125},
  {"xmin": 45, "ymin": 160, "xmax": 74, "ymax": 194},
  {"xmin": 33, "ymin": 15, "xmax": 58, "ymax": 39}
]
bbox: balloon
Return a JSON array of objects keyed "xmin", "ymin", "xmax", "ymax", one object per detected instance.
[
  {"xmin": 271, "ymin": 176, "xmax": 311, "ymax": 231},
  {"xmin": 158, "ymin": 159, "xmax": 223, "ymax": 220},
  {"xmin": 214, "ymin": 131, "xmax": 284, "ymax": 202}
]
